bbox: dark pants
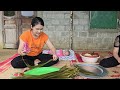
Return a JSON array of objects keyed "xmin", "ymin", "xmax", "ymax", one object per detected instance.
[
  {"xmin": 11, "ymin": 53, "xmax": 59, "ymax": 68},
  {"xmin": 99, "ymin": 56, "xmax": 120, "ymax": 68}
]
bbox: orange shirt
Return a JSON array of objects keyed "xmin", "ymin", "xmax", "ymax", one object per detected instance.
[{"xmin": 20, "ymin": 29, "xmax": 48, "ymax": 56}]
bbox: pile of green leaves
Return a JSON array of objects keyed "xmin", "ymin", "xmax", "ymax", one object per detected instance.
[{"xmin": 13, "ymin": 57, "xmax": 97, "ymax": 79}]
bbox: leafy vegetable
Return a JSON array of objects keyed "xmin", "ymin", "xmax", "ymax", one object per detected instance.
[
  {"xmin": 13, "ymin": 56, "xmax": 98, "ymax": 79},
  {"xmin": 13, "ymin": 63, "xmax": 97, "ymax": 79}
]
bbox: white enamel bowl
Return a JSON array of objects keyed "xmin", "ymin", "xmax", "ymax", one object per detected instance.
[{"xmin": 80, "ymin": 53, "xmax": 100, "ymax": 63}]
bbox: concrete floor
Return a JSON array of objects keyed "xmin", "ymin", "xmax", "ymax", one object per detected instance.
[{"xmin": 0, "ymin": 49, "xmax": 17, "ymax": 62}]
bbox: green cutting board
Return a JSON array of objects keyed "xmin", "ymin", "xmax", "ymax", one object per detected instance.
[{"xmin": 24, "ymin": 67, "xmax": 60, "ymax": 76}]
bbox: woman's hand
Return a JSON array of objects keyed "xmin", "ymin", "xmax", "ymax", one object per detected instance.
[
  {"xmin": 52, "ymin": 54, "xmax": 58, "ymax": 61},
  {"xmin": 113, "ymin": 47, "xmax": 120, "ymax": 63},
  {"xmin": 20, "ymin": 50, "xmax": 27, "ymax": 56},
  {"xmin": 18, "ymin": 39, "xmax": 30, "ymax": 56},
  {"xmin": 117, "ymin": 58, "xmax": 120, "ymax": 63}
]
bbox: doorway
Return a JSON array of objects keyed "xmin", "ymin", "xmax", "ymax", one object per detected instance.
[{"xmin": 2, "ymin": 11, "xmax": 37, "ymax": 48}]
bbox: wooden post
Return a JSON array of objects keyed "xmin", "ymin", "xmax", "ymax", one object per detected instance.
[{"xmin": 70, "ymin": 11, "xmax": 73, "ymax": 50}]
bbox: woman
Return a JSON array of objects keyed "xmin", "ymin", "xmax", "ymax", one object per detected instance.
[
  {"xmin": 99, "ymin": 35, "xmax": 120, "ymax": 68},
  {"xmin": 11, "ymin": 17, "xmax": 59, "ymax": 73}
]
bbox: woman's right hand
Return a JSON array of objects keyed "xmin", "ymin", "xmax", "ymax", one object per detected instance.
[{"xmin": 20, "ymin": 50, "xmax": 27, "ymax": 56}]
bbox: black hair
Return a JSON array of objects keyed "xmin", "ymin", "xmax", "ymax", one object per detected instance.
[{"xmin": 31, "ymin": 17, "xmax": 44, "ymax": 27}]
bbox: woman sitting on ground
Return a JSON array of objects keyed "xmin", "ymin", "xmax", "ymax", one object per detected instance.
[
  {"xmin": 99, "ymin": 35, "xmax": 120, "ymax": 68},
  {"xmin": 11, "ymin": 17, "xmax": 59, "ymax": 73}
]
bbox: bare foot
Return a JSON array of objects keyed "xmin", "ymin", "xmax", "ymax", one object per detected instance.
[
  {"xmin": 21, "ymin": 67, "xmax": 30, "ymax": 73},
  {"xmin": 34, "ymin": 59, "xmax": 41, "ymax": 66},
  {"xmin": 116, "ymin": 64, "xmax": 120, "ymax": 67}
]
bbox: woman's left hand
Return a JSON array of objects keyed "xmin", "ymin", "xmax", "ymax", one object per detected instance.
[{"xmin": 52, "ymin": 54, "xmax": 58, "ymax": 61}]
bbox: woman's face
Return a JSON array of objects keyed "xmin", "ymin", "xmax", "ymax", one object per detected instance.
[{"xmin": 31, "ymin": 24, "xmax": 44, "ymax": 38}]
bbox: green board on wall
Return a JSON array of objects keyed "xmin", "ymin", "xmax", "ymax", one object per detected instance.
[{"xmin": 90, "ymin": 11, "xmax": 117, "ymax": 29}]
